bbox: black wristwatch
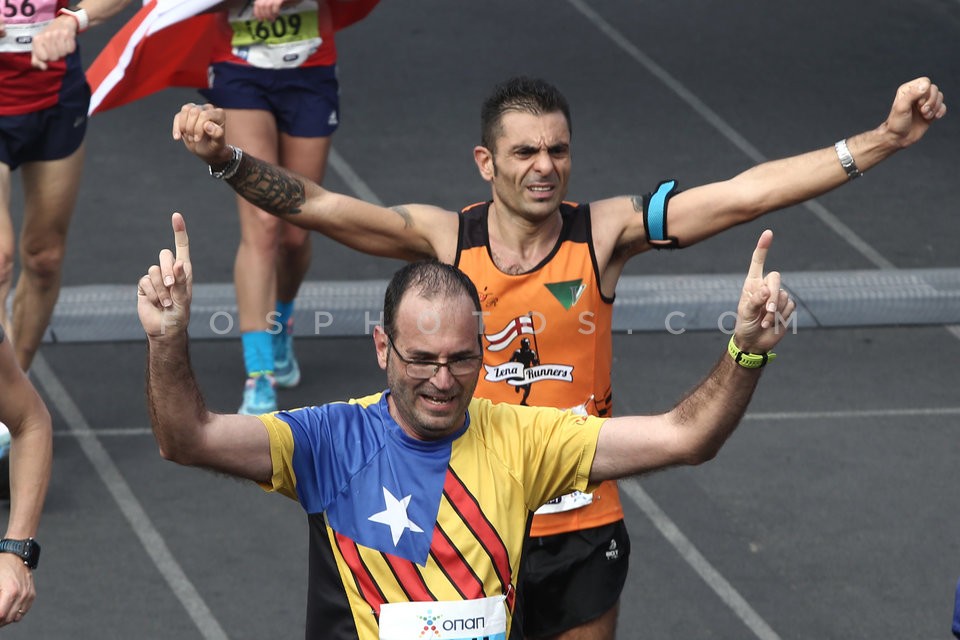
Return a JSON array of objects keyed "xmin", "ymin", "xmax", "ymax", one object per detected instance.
[{"xmin": 0, "ymin": 538, "xmax": 40, "ymax": 569}]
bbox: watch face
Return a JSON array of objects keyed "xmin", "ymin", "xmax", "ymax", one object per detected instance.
[
  {"xmin": 24, "ymin": 539, "xmax": 40, "ymax": 568},
  {"xmin": 0, "ymin": 538, "xmax": 40, "ymax": 569}
]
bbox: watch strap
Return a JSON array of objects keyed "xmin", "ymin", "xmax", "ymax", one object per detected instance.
[
  {"xmin": 57, "ymin": 7, "xmax": 90, "ymax": 32},
  {"xmin": 209, "ymin": 145, "xmax": 243, "ymax": 180},
  {"xmin": 0, "ymin": 537, "xmax": 40, "ymax": 569},
  {"xmin": 834, "ymin": 138, "xmax": 862, "ymax": 180},
  {"xmin": 727, "ymin": 336, "xmax": 776, "ymax": 369}
]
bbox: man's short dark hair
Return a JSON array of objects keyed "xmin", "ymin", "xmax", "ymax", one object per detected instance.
[
  {"xmin": 383, "ymin": 260, "xmax": 482, "ymax": 339},
  {"xmin": 480, "ymin": 76, "xmax": 572, "ymax": 152}
]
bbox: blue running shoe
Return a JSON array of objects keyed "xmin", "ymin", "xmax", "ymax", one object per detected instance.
[
  {"xmin": 238, "ymin": 375, "xmax": 277, "ymax": 415},
  {"xmin": 273, "ymin": 331, "xmax": 301, "ymax": 389}
]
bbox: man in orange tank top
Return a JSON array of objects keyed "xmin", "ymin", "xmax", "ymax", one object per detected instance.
[{"xmin": 172, "ymin": 75, "xmax": 946, "ymax": 639}]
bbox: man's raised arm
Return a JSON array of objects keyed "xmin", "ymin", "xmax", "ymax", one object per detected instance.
[
  {"xmin": 171, "ymin": 104, "xmax": 459, "ymax": 263},
  {"xmin": 599, "ymin": 77, "xmax": 947, "ymax": 260},
  {"xmin": 591, "ymin": 229, "xmax": 795, "ymax": 481},
  {"xmin": 137, "ymin": 213, "xmax": 272, "ymax": 482}
]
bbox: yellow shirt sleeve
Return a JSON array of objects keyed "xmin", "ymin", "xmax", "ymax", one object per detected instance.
[
  {"xmin": 468, "ymin": 398, "xmax": 606, "ymax": 511},
  {"xmin": 256, "ymin": 414, "xmax": 299, "ymax": 500}
]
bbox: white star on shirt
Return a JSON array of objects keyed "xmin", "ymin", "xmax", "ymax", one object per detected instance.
[{"xmin": 368, "ymin": 486, "xmax": 424, "ymax": 546}]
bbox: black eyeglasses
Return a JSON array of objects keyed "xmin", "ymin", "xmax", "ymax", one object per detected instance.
[{"xmin": 386, "ymin": 335, "xmax": 483, "ymax": 379}]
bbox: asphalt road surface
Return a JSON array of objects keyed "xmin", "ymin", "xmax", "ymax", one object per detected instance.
[{"xmin": 4, "ymin": 1, "xmax": 959, "ymax": 638}]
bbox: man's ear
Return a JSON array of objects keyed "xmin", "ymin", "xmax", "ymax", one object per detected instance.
[
  {"xmin": 373, "ymin": 325, "xmax": 389, "ymax": 371},
  {"xmin": 473, "ymin": 145, "xmax": 495, "ymax": 182}
]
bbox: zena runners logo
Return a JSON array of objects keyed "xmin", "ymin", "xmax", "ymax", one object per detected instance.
[{"xmin": 482, "ymin": 314, "xmax": 573, "ymax": 406}]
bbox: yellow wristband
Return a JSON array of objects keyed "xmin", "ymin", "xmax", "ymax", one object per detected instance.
[{"xmin": 727, "ymin": 336, "xmax": 776, "ymax": 369}]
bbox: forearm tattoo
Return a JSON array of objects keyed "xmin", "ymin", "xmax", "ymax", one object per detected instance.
[
  {"xmin": 390, "ymin": 205, "xmax": 414, "ymax": 229},
  {"xmin": 227, "ymin": 154, "xmax": 305, "ymax": 215},
  {"xmin": 630, "ymin": 195, "xmax": 643, "ymax": 213}
]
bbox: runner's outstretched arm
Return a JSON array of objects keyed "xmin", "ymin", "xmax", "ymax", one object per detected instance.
[
  {"xmin": 172, "ymin": 104, "xmax": 459, "ymax": 263},
  {"xmin": 138, "ymin": 213, "xmax": 273, "ymax": 482},
  {"xmin": 591, "ymin": 229, "xmax": 796, "ymax": 481},
  {"xmin": 595, "ymin": 77, "xmax": 947, "ymax": 263}
]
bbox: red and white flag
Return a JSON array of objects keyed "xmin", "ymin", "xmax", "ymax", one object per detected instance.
[
  {"xmin": 86, "ymin": 0, "xmax": 219, "ymax": 115},
  {"xmin": 484, "ymin": 316, "xmax": 535, "ymax": 352},
  {"xmin": 86, "ymin": 0, "xmax": 380, "ymax": 115}
]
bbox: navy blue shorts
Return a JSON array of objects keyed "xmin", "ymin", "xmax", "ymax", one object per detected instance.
[
  {"xmin": 0, "ymin": 68, "xmax": 90, "ymax": 171},
  {"xmin": 200, "ymin": 62, "xmax": 340, "ymax": 138}
]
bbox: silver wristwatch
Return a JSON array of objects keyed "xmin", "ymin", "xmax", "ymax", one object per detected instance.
[
  {"xmin": 209, "ymin": 145, "xmax": 243, "ymax": 180},
  {"xmin": 834, "ymin": 139, "xmax": 862, "ymax": 180}
]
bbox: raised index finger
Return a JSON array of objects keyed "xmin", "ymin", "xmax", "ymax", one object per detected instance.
[
  {"xmin": 747, "ymin": 229, "xmax": 774, "ymax": 280},
  {"xmin": 171, "ymin": 212, "xmax": 190, "ymax": 265}
]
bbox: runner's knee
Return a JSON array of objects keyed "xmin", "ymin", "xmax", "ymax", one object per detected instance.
[
  {"xmin": 20, "ymin": 242, "xmax": 66, "ymax": 285},
  {"xmin": 240, "ymin": 217, "xmax": 284, "ymax": 254},
  {"xmin": 279, "ymin": 229, "xmax": 309, "ymax": 254}
]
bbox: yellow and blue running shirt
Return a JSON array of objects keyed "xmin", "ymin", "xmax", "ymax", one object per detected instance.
[{"xmin": 258, "ymin": 391, "xmax": 604, "ymax": 640}]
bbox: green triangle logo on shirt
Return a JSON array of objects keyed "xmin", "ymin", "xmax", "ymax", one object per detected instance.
[{"xmin": 545, "ymin": 279, "xmax": 586, "ymax": 310}]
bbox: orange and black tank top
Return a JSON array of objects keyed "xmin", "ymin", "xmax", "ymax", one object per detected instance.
[{"xmin": 455, "ymin": 201, "xmax": 624, "ymax": 536}]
